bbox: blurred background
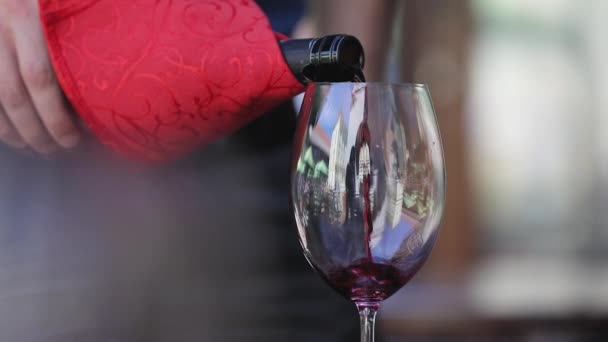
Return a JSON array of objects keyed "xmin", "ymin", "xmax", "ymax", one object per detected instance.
[
  {"xmin": 340, "ymin": 0, "xmax": 608, "ymax": 340},
  {"xmin": 0, "ymin": 0, "xmax": 606, "ymax": 341}
]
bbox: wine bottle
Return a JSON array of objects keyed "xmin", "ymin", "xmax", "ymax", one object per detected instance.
[
  {"xmin": 280, "ymin": 35, "xmax": 366, "ymax": 83},
  {"xmin": 38, "ymin": 0, "xmax": 367, "ymax": 161}
]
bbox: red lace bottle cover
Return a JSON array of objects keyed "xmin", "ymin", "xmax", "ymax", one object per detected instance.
[{"xmin": 39, "ymin": 0, "xmax": 304, "ymax": 162}]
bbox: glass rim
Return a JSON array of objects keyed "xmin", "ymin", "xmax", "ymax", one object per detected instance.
[{"xmin": 308, "ymin": 81, "xmax": 428, "ymax": 89}]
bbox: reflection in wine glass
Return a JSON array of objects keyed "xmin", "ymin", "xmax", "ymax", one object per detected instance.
[{"xmin": 291, "ymin": 82, "xmax": 445, "ymax": 341}]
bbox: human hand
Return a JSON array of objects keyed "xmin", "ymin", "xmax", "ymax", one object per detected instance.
[{"xmin": 0, "ymin": 0, "xmax": 80, "ymax": 154}]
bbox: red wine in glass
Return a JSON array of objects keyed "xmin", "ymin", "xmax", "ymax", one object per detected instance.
[
  {"xmin": 291, "ymin": 82, "xmax": 445, "ymax": 341},
  {"xmin": 324, "ymin": 258, "xmax": 424, "ymax": 303}
]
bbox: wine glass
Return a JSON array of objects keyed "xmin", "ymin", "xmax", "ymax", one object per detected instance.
[{"xmin": 290, "ymin": 82, "xmax": 445, "ymax": 341}]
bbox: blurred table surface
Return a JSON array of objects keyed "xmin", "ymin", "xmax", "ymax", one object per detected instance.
[{"xmin": 379, "ymin": 254, "xmax": 608, "ymax": 339}]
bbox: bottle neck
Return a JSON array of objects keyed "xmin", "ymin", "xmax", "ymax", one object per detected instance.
[{"xmin": 279, "ymin": 34, "xmax": 365, "ymax": 83}]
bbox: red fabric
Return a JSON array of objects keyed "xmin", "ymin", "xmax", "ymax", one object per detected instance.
[{"xmin": 39, "ymin": 0, "xmax": 304, "ymax": 162}]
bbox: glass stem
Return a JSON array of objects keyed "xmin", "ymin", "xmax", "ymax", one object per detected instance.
[{"xmin": 357, "ymin": 303, "xmax": 378, "ymax": 342}]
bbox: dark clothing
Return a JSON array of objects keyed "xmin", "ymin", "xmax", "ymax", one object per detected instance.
[
  {"xmin": 258, "ymin": 0, "xmax": 306, "ymax": 35},
  {"xmin": 0, "ymin": 105, "xmax": 358, "ymax": 341}
]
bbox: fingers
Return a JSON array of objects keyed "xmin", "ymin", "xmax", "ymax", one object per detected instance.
[
  {"xmin": 12, "ymin": 3, "xmax": 80, "ymax": 149},
  {"xmin": 0, "ymin": 105, "xmax": 26, "ymax": 149},
  {"xmin": 0, "ymin": 0, "xmax": 81, "ymax": 155},
  {"xmin": 0, "ymin": 33, "xmax": 59, "ymax": 155}
]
